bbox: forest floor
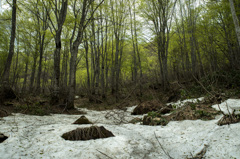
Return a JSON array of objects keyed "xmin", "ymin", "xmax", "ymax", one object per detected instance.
[
  {"xmin": 0, "ymin": 97, "xmax": 240, "ymax": 159},
  {"xmin": 0, "ymin": 96, "xmax": 85, "ymax": 117}
]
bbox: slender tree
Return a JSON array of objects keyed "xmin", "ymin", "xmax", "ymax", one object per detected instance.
[
  {"xmin": 1, "ymin": 0, "xmax": 17, "ymax": 101},
  {"xmin": 141, "ymin": 0, "xmax": 177, "ymax": 90},
  {"xmin": 67, "ymin": 0, "xmax": 104, "ymax": 109},
  {"xmin": 43, "ymin": 0, "xmax": 68, "ymax": 104},
  {"xmin": 229, "ymin": 0, "xmax": 240, "ymax": 47}
]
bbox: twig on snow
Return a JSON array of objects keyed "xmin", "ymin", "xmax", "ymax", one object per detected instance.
[
  {"xmin": 217, "ymin": 104, "xmax": 225, "ymax": 115},
  {"xmin": 154, "ymin": 132, "xmax": 173, "ymax": 159},
  {"xmin": 97, "ymin": 150, "xmax": 114, "ymax": 159},
  {"xmin": 189, "ymin": 144, "xmax": 209, "ymax": 159},
  {"xmin": 225, "ymin": 102, "xmax": 234, "ymax": 121}
]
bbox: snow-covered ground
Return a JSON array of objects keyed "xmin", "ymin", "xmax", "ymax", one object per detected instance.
[
  {"xmin": 0, "ymin": 98, "xmax": 240, "ymax": 159},
  {"xmin": 167, "ymin": 97, "xmax": 205, "ymax": 108}
]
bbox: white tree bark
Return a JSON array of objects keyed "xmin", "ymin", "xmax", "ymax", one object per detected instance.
[{"xmin": 229, "ymin": 0, "xmax": 240, "ymax": 47}]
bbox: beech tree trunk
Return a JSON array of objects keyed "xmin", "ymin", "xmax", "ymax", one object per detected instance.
[
  {"xmin": 30, "ymin": 50, "xmax": 38, "ymax": 92},
  {"xmin": 2, "ymin": 0, "xmax": 17, "ymax": 84},
  {"xmin": 44, "ymin": 0, "xmax": 68, "ymax": 104},
  {"xmin": 68, "ymin": 0, "xmax": 88, "ymax": 109},
  {"xmin": 0, "ymin": 0, "xmax": 17, "ymax": 102},
  {"xmin": 229, "ymin": 0, "xmax": 240, "ymax": 47},
  {"xmin": 36, "ymin": 7, "xmax": 48, "ymax": 93}
]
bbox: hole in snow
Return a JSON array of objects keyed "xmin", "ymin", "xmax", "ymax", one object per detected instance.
[{"xmin": 0, "ymin": 133, "xmax": 8, "ymax": 143}]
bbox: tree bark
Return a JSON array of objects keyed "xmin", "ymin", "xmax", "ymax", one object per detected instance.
[
  {"xmin": 36, "ymin": 6, "xmax": 48, "ymax": 94},
  {"xmin": 45, "ymin": 0, "xmax": 68, "ymax": 104},
  {"xmin": 0, "ymin": 0, "xmax": 17, "ymax": 102},
  {"xmin": 29, "ymin": 51, "xmax": 38, "ymax": 92},
  {"xmin": 22, "ymin": 49, "xmax": 29, "ymax": 93},
  {"xmin": 2, "ymin": 0, "xmax": 17, "ymax": 84},
  {"xmin": 229, "ymin": 0, "xmax": 240, "ymax": 47}
]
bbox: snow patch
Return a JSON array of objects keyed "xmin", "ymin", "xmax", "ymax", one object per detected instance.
[
  {"xmin": 167, "ymin": 97, "xmax": 204, "ymax": 108},
  {"xmin": 212, "ymin": 99, "xmax": 240, "ymax": 115},
  {"xmin": 0, "ymin": 98, "xmax": 240, "ymax": 159}
]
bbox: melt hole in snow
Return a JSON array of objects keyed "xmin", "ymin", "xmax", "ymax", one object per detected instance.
[
  {"xmin": 62, "ymin": 126, "xmax": 114, "ymax": 141},
  {"xmin": 0, "ymin": 133, "xmax": 8, "ymax": 143}
]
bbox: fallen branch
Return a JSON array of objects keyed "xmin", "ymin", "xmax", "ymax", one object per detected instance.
[
  {"xmin": 217, "ymin": 104, "xmax": 225, "ymax": 115},
  {"xmin": 226, "ymin": 102, "xmax": 234, "ymax": 122},
  {"xmin": 105, "ymin": 109, "xmax": 129, "ymax": 124},
  {"xmin": 0, "ymin": 108, "xmax": 9, "ymax": 116},
  {"xmin": 192, "ymin": 74, "xmax": 214, "ymax": 96},
  {"xmin": 104, "ymin": 84, "xmax": 139, "ymax": 124}
]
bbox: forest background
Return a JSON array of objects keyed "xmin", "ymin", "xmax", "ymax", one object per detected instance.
[{"xmin": 0, "ymin": 0, "xmax": 240, "ymax": 113}]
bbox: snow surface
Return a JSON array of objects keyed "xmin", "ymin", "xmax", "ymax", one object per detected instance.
[
  {"xmin": 167, "ymin": 97, "xmax": 204, "ymax": 108},
  {"xmin": 212, "ymin": 99, "xmax": 240, "ymax": 115},
  {"xmin": 0, "ymin": 98, "xmax": 240, "ymax": 159}
]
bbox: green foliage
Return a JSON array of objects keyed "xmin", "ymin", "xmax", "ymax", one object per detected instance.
[
  {"xmin": 190, "ymin": 103, "xmax": 196, "ymax": 110},
  {"xmin": 199, "ymin": 70, "xmax": 240, "ymax": 93},
  {"xmin": 16, "ymin": 102, "xmax": 48, "ymax": 116},
  {"xmin": 147, "ymin": 111, "xmax": 160, "ymax": 118},
  {"xmin": 0, "ymin": 11, "xmax": 11, "ymax": 76},
  {"xmin": 1, "ymin": 0, "xmax": 239, "ymax": 104},
  {"xmin": 152, "ymin": 117, "xmax": 169, "ymax": 126},
  {"xmin": 171, "ymin": 104, "xmax": 177, "ymax": 109},
  {"xmin": 195, "ymin": 110, "xmax": 211, "ymax": 118},
  {"xmin": 180, "ymin": 89, "xmax": 188, "ymax": 99}
]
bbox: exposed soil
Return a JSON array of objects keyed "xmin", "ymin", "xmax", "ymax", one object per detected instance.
[
  {"xmin": 73, "ymin": 116, "xmax": 93, "ymax": 124},
  {"xmin": 0, "ymin": 85, "xmax": 16, "ymax": 105},
  {"xmin": 74, "ymin": 96, "xmax": 138, "ymax": 111},
  {"xmin": 141, "ymin": 101, "xmax": 221, "ymax": 126},
  {"xmin": 166, "ymin": 102, "xmax": 220, "ymax": 121},
  {"xmin": 132, "ymin": 100, "xmax": 169, "ymax": 115},
  {"xmin": 62, "ymin": 126, "xmax": 114, "ymax": 141}
]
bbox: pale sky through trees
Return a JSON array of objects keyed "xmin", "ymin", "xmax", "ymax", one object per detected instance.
[{"xmin": 0, "ymin": 0, "xmax": 2, "ymax": 13}]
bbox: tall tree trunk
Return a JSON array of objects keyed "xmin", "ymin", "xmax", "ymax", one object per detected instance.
[
  {"xmin": 1, "ymin": 0, "xmax": 17, "ymax": 102},
  {"xmin": 129, "ymin": 5, "xmax": 137, "ymax": 83},
  {"xmin": 179, "ymin": 0, "xmax": 190, "ymax": 74},
  {"xmin": 229, "ymin": 0, "xmax": 240, "ymax": 47},
  {"xmin": 30, "ymin": 52, "xmax": 38, "ymax": 92},
  {"xmin": 44, "ymin": 0, "xmax": 68, "ymax": 104},
  {"xmin": 111, "ymin": 33, "xmax": 115, "ymax": 95},
  {"xmin": 12, "ymin": 37, "xmax": 19, "ymax": 88},
  {"xmin": 68, "ymin": 42, "xmax": 79, "ymax": 109},
  {"xmin": 95, "ymin": 27, "xmax": 100, "ymax": 96},
  {"xmin": 134, "ymin": 6, "xmax": 143, "ymax": 96},
  {"xmin": 36, "ymin": 34, "xmax": 45, "ymax": 93},
  {"xmin": 67, "ymin": 0, "xmax": 105, "ymax": 109},
  {"xmin": 115, "ymin": 37, "xmax": 120, "ymax": 102},
  {"xmin": 62, "ymin": 43, "xmax": 69, "ymax": 91},
  {"xmin": 22, "ymin": 52, "xmax": 29, "ymax": 93},
  {"xmin": 84, "ymin": 36, "xmax": 91, "ymax": 95},
  {"xmin": 51, "ymin": 34, "xmax": 62, "ymax": 104},
  {"xmin": 2, "ymin": 0, "xmax": 17, "ymax": 84},
  {"xmin": 101, "ymin": 11, "xmax": 106, "ymax": 99},
  {"xmin": 195, "ymin": 38, "xmax": 204, "ymax": 77},
  {"xmin": 36, "ymin": 5, "xmax": 48, "ymax": 94}
]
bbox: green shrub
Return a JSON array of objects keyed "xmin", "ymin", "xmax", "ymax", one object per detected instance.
[{"xmin": 147, "ymin": 111, "xmax": 160, "ymax": 118}]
